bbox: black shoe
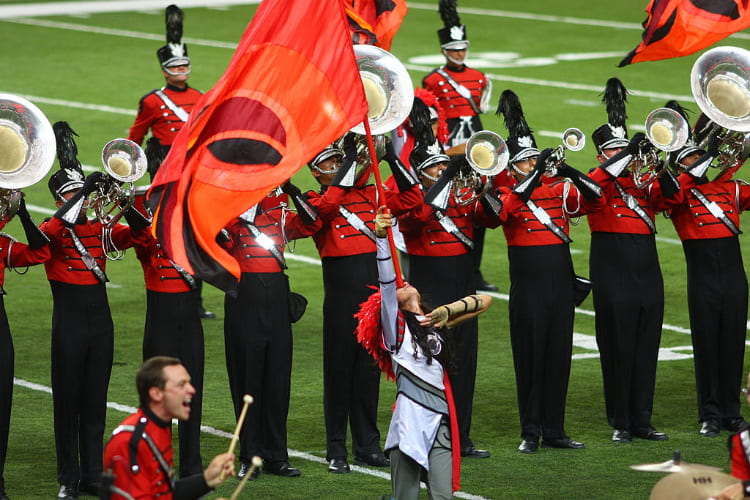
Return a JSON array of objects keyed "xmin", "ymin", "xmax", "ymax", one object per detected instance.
[
  {"xmin": 77, "ymin": 482, "xmax": 100, "ymax": 497},
  {"xmin": 723, "ymin": 418, "xmax": 750, "ymax": 432},
  {"xmin": 612, "ymin": 429, "xmax": 632, "ymax": 443},
  {"xmin": 518, "ymin": 439, "xmax": 538, "ymax": 454},
  {"xmin": 632, "ymin": 427, "xmax": 669, "ymax": 441},
  {"xmin": 199, "ymin": 307, "xmax": 216, "ymax": 319},
  {"xmin": 328, "ymin": 458, "xmax": 350, "ymax": 474},
  {"xmin": 237, "ymin": 461, "xmax": 260, "ymax": 480},
  {"xmin": 477, "ymin": 280, "xmax": 499, "ymax": 292},
  {"xmin": 700, "ymin": 420, "xmax": 720, "ymax": 437},
  {"xmin": 353, "ymin": 452, "xmax": 389, "ymax": 467},
  {"xmin": 264, "ymin": 461, "xmax": 301, "ymax": 477},
  {"xmin": 541, "ymin": 438, "xmax": 586, "ymax": 449},
  {"xmin": 460, "ymin": 446, "xmax": 491, "ymax": 459},
  {"xmin": 57, "ymin": 485, "xmax": 78, "ymax": 500}
]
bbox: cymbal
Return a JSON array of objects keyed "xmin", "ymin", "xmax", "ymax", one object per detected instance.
[
  {"xmin": 649, "ymin": 470, "xmax": 740, "ymax": 500},
  {"xmin": 631, "ymin": 459, "xmax": 723, "ymax": 473}
]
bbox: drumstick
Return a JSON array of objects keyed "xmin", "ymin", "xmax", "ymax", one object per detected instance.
[
  {"xmin": 229, "ymin": 456, "xmax": 262, "ymax": 500},
  {"xmin": 221, "ymin": 394, "xmax": 254, "ymax": 481}
]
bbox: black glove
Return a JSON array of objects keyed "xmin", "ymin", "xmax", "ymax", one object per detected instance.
[
  {"xmin": 479, "ymin": 189, "xmax": 503, "ymax": 218},
  {"xmin": 384, "ymin": 142, "xmax": 418, "ymax": 192},
  {"xmin": 82, "ymin": 171, "xmax": 105, "ymax": 196},
  {"xmin": 706, "ymin": 130, "xmax": 722, "ymax": 157},
  {"xmin": 658, "ymin": 168, "xmax": 680, "ymax": 198},
  {"xmin": 282, "ymin": 181, "xmax": 318, "ymax": 225},
  {"xmin": 423, "ymin": 156, "xmax": 466, "ymax": 211},
  {"xmin": 54, "ymin": 173, "xmax": 104, "ymax": 226},
  {"xmin": 122, "ymin": 206, "xmax": 151, "ymax": 232},
  {"xmin": 342, "ymin": 133, "xmax": 357, "ymax": 163},
  {"xmin": 16, "ymin": 198, "xmax": 49, "ymax": 249},
  {"xmin": 558, "ymin": 161, "xmax": 602, "ymax": 201},
  {"xmin": 330, "ymin": 137, "xmax": 358, "ymax": 188},
  {"xmin": 441, "ymin": 154, "xmax": 466, "ymax": 182},
  {"xmin": 625, "ymin": 132, "xmax": 647, "ymax": 156},
  {"xmin": 513, "ymin": 148, "xmax": 552, "ymax": 202}
]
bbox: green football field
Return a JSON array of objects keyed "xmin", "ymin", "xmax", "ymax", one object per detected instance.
[{"xmin": 2, "ymin": 0, "xmax": 750, "ymax": 498}]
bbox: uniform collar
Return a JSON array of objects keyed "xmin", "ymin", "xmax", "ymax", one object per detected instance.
[
  {"xmin": 165, "ymin": 83, "xmax": 190, "ymax": 92},
  {"xmin": 142, "ymin": 405, "xmax": 171, "ymax": 428}
]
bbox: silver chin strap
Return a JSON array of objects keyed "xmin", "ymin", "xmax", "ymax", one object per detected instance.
[
  {"xmin": 163, "ymin": 65, "xmax": 192, "ymax": 76},
  {"xmin": 511, "ymin": 163, "xmax": 528, "ymax": 178},
  {"xmin": 419, "ymin": 169, "xmax": 441, "ymax": 183},
  {"xmin": 442, "ymin": 49, "xmax": 469, "ymax": 66},
  {"xmin": 311, "ymin": 165, "xmax": 340, "ymax": 175}
]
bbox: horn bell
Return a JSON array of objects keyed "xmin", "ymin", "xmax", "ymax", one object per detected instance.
[
  {"xmin": 351, "ymin": 45, "xmax": 414, "ymax": 136},
  {"xmin": 645, "ymin": 107, "xmax": 689, "ymax": 152},
  {"xmin": 691, "ymin": 46, "xmax": 750, "ymax": 132},
  {"xmin": 0, "ymin": 93, "xmax": 55, "ymax": 189},
  {"xmin": 101, "ymin": 138, "xmax": 147, "ymax": 183},
  {"xmin": 562, "ymin": 128, "xmax": 586, "ymax": 152},
  {"xmin": 465, "ymin": 131, "xmax": 509, "ymax": 176}
]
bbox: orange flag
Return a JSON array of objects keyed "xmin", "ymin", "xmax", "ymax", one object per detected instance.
[
  {"xmin": 620, "ymin": 0, "xmax": 750, "ymax": 66},
  {"xmin": 344, "ymin": 0, "xmax": 408, "ymax": 50},
  {"xmin": 148, "ymin": 0, "xmax": 368, "ymax": 292}
]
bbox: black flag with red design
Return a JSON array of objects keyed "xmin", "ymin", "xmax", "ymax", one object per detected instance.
[{"xmin": 620, "ymin": 0, "xmax": 750, "ymax": 66}]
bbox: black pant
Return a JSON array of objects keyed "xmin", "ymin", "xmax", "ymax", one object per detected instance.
[
  {"xmin": 683, "ymin": 237, "xmax": 747, "ymax": 423},
  {"xmin": 590, "ymin": 232, "xmax": 663, "ymax": 430},
  {"xmin": 50, "ymin": 281, "xmax": 112, "ymax": 487},
  {"xmin": 409, "ymin": 253, "xmax": 478, "ymax": 450},
  {"xmin": 322, "ymin": 254, "xmax": 382, "ymax": 460},
  {"xmin": 143, "ymin": 289, "xmax": 205, "ymax": 476},
  {"xmin": 224, "ymin": 272, "xmax": 292, "ymax": 463},
  {"xmin": 508, "ymin": 244, "xmax": 575, "ymax": 441},
  {"xmin": 0, "ymin": 298, "xmax": 11, "ymax": 482}
]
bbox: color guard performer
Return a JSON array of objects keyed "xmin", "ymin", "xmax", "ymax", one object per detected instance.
[
  {"xmin": 661, "ymin": 105, "xmax": 750, "ymax": 437},
  {"xmin": 41, "ymin": 122, "xmax": 146, "ymax": 500},
  {"xmin": 398, "ymin": 140, "xmax": 502, "ymax": 459},
  {"xmin": 302, "ymin": 135, "xmax": 421, "ymax": 473},
  {"xmin": 0, "ymin": 199, "xmax": 50, "ymax": 500},
  {"xmin": 130, "ymin": 138, "xmax": 206, "ymax": 476},
  {"xmin": 221, "ymin": 188, "xmax": 317, "ymax": 480},
  {"xmin": 586, "ymin": 78, "xmax": 678, "ymax": 444},
  {"xmin": 495, "ymin": 90, "xmax": 602, "ymax": 453}
]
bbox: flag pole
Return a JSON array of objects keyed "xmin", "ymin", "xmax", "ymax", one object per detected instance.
[{"xmin": 363, "ymin": 118, "xmax": 404, "ymax": 288}]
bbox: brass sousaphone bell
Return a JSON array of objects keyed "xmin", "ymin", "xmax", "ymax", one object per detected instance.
[{"xmin": 0, "ymin": 94, "xmax": 56, "ymax": 217}]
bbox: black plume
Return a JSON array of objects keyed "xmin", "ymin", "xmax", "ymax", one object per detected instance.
[
  {"xmin": 145, "ymin": 137, "xmax": 165, "ymax": 180},
  {"xmin": 439, "ymin": 0, "xmax": 461, "ymax": 28},
  {"xmin": 52, "ymin": 121, "xmax": 82, "ymax": 172},
  {"xmin": 601, "ymin": 77, "xmax": 628, "ymax": 129},
  {"xmin": 664, "ymin": 99, "xmax": 691, "ymax": 125},
  {"xmin": 409, "ymin": 97, "xmax": 436, "ymax": 147},
  {"xmin": 165, "ymin": 4, "xmax": 184, "ymax": 44},
  {"xmin": 497, "ymin": 89, "xmax": 532, "ymax": 138}
]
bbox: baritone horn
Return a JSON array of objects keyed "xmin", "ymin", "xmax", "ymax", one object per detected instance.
[
  {"xmin": 94, "ymin": 138, "xmax": 147, "ymax": 260},
  {"xmin": 454, "ymin": 131, "xmax": 508, "ymax": 206},
  {"xmin": 545, "ymin": 128, "xmax": 586, "ymax": 177},
  {"xmin": 0, "ymin": 94, "xmax": 55, "ymax": 218},
  {"xmin": 691, "ymin": 45, "xmax": 750, "ymax": 171},
  {"xmin": 629, "ymin": 108, "xmax": 689, "ymax": 189}
]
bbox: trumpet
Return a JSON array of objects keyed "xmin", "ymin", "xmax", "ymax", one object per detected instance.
[
  {"xmin": 691, "ymin": 46, "xmax": 750, "ymax": 173},
  {"xmin": 454, "ymin": 131, "xmax": 508, "ymax": 206},
  {"xmin": 0, "ymin": 94, "xmax": 55, "ymax": 218},
  {"xmin": 544, "ymin": 128, "xmax": 586, "ymax": 177},
  {"xmin": 92, "ymin": 138, "xmax": 147, "ymax": 260},
  {"xmin": 630, "ymin": 108, "xmax": 689, "ymax": 189}
]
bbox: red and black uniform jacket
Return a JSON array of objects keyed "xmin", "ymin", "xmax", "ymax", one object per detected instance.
[
  {"xmin": 128, "ymin": 84, "xmax": 203, "ymax": 146},
  {"xmin": 0, "ymin": 224, "xmax": 50, "ymax": 288},
  {"xmin": 39, "ymin": 217, "xmax": 137, "ymax": 284},
  {"xmin": 498, "ymin": 180, "xmax": 603, "ymax": 246},
  {"xmin": 422, "ymin": 66, "xmax": 488, "ymax": 119},
  {"xmin": 305, "ymin": 184, "xmax": 421, "ymax": 258},
  {"xmin": 729, "ymin": 430, "xmax": 750, "ymax": 495},
  {"xmin": 399, "ymin": 195, "xmax": 500, "ymax": 256},
  {"xmin": 132, "ymin": 231, "xmax": 195, "ymax": 293},
  {"xmin": 104, "ymin": 407, "xmax": 211, "ymax": 500},
  {"xmin": 587, "ymin": 168, "xmax": 670, "ymax": 234},
  {"xmin": 222, "ymin": 193, "xmax": 313, "ymax": 273},
  {"xmin": 664, "ymin": 174, "xmax": 750, "ymax": 240}
]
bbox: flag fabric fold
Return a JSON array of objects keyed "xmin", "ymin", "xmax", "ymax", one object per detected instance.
[
  {"xmin": 344, "ymin": 0, "xmax": 408, "ymax": 50},
  {"xmin": 147, "ymin": 0, "xmax": 368, "ymax": 292},
  {"xmin": 620, "ymin": 0, "xmax": 750, "ymax": 66}
]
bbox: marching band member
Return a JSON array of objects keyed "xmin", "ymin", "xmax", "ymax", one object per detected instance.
[
  {"xmin": 127, "ymin": 4, "xmax": 214, "ymax": 319},
  {"xmin": 496, "ymin": 90, "xmax": 602, "ymax": 454},
  {"xmin": 301, "ymin": 135, "xmax": 421, "ymax": 473},
  {"xmin": 586, "ymin": 78, "xmax": 678, "ymax": 444},
  {"xmin": 220, "ymin": 188, "xmax": 316, "ymax": 480},
  {"xmin": 103, "ymin": 356, "xmax": 235, "ymax": 499},
  {"xmin": 398, "ymin": 140, "xmax": 502, "ymax": 459},
  {"xmin": 356, "ymin": 206, "xmax": 492, "ymax": 500},
  {"xmin": 422, "ymin": 0, "xmax": 497, "ymax": 293},
  {"xmin": 661, "ymin": 106, "xmax": 750, "ymax": 437},
  {"xmin": 130, "ymin": 138, "xmax": 206, "ymax": 477},
  {"xmin": 41, "ymin": 122, "xmax": 147, "ymax": 499},
  {"xmin": 0, "ymin": 198, "xmax": 50, "ymax": 500}
]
